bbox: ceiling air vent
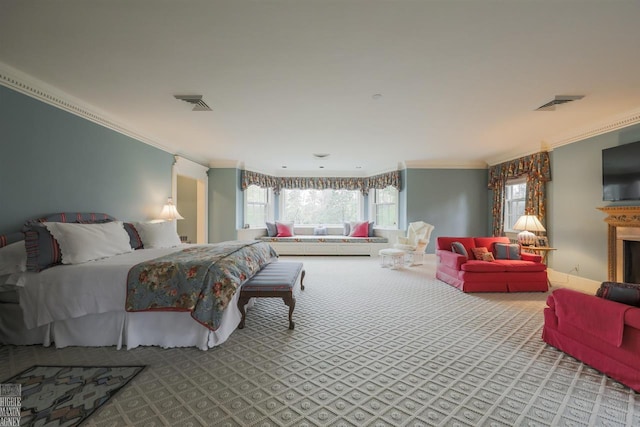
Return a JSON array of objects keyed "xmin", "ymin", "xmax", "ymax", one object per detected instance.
[
  {"xmin": 174, "ymin": 94, "xmax": 212, "ymax": 111},
  {"xmin": 535, "ymin": 95, "xmax": 584, "ymax": 111}
]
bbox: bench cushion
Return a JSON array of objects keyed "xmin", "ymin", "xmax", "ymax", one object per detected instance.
[{"xmin": 242, "ymin": 262, "xmax": 303, "ymax": 292}]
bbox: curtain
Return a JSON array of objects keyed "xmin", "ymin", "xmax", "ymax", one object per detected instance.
[
  {"xmin": 241, "ymin": 170, "xmax": 400, "ymax": 195},
  {"xmin": 488, "ymin": 152, "xmax": 551, "ymax": 236}
]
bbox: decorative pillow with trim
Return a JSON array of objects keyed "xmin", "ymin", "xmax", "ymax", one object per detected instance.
[
  {"xmin": 451, "ymin": 242, "xmax": 468, "ymax": 258},
  {"xmin": 471, "ymin": 247, "xmax": 489, "ymax": 260},
  {"xmin": 44, "ymin": 221, "xmax": 133, "ymax": 264},
  {"xmin": 343, "ymin": 222, "xmax": 351, "ymax": 236},
  {"xmin": 494, "ymin": 243, "xmax": 521, "ymax": 260},
  {"xmin": 23, "ymin": 213, "xmax": 116, "ymax": 272},
  {"xmin": 368, "ymin": 221, "xmax": 375, "ymax": 237},
  {"xmin": 276, "ymin": 221, "xmax": 295, "ymax": 237},
  {"xmin": 349, "ymin": 221, "xmax": 370, "ymax": 238},
  {"xmin": 124, "ymin": 222, "xmax": 144, "ymax": 249},
  {"xmin": 596, "ymin": 281, "xmax": 640, "ymax": 307}
]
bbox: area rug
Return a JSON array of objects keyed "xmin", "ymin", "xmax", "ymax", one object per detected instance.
[{"xmin": 2, "ymin": 365, "xmax": 145, "ymax": 427}]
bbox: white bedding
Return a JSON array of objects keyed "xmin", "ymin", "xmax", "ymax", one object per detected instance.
[
  {"xmin": 5, "ymin": 245, "xmax": 251, "ymax": 350},
  {"xmin": 11, "ymin": 247, "xmax": 180, "ymax": 329}
]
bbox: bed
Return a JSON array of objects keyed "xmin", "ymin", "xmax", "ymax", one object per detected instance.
[{"xmin": 0, "ymin": 213, "xmax": 277, "ymax": 350}]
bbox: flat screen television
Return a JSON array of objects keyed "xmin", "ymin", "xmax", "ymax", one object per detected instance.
[{"xmin": 603, "ymin": 140, "xmax": 640, "ymax": 201}]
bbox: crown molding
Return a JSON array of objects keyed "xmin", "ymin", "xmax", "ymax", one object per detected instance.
[
  {"xmin": 404, "ymin": 160, "xmax": 488, "ymax": 169},
  {"xmin": 545, "ymin": 107, "xmax": 640, "ymax": 150},
  {"xmin": 484, "ymin": 108, "xmax": 640, "ymax": 166},
  {"xmin": 0, "ymin": 61, "xmax": 178, "ymax": 156}
]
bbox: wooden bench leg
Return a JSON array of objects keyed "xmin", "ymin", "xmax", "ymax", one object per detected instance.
[
  {"xmin": 282, "ymin": 293, "xmax": 296, "ymax": 330},
  {"xmin": 300, "ymin": 270, "xmax": 306, "ymax": 290},
  {"xmin": 237, "ymin": 294, "xmax": 250, "ymax": 329}
]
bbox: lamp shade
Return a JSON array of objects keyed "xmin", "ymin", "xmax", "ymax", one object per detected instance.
[
  {"xmin": 159, "ymin": 197, "xmax": 184, "ymax": 220},
  {"xmin": 513, "ymin": 215, "xmax": 545, "ymax": 246}
]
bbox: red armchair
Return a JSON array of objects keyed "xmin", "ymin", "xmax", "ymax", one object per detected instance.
[{"xmin": 436, "ymin": 236, "xmax": 548, "ymax": 292}]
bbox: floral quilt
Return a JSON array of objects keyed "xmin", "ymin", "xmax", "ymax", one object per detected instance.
[{"xmin": 125, "ymin": 241, "xmax": 278, "ymax": 330}]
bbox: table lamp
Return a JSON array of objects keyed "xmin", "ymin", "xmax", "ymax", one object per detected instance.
[
  {"xmin": 513, "ymin": 214, "xmax": 545, "ymax": 246},
  {"xmin": 159, "ymin": 197, "xmax": 184, "ymax": 220}
]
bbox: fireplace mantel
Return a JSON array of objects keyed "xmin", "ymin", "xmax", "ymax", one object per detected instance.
[{"xmin": 598, "ymin": 206, "xmax": 640, "ymax": 281}]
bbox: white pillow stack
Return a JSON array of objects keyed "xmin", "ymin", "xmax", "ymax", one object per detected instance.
[
  {"xmin": 44, "ymin": 221, "xmax": 133, "ymax": 264},
  {"xmin": 133, "ymin": 221, "xmax": 182, "ymax": 249}
]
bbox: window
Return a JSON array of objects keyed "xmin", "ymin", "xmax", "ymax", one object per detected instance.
[
  {"xmin": 371, "ymin": 186, "xmax": 398, "ymax": 228},
  {"xmin": 280, "ymin": 189, "xmax": 362, "ymax": 225},
  {"xmin": 244, "ymin": 185, "xmax": 272, "ymax": 228},
  {"xmin": 504, "ymin": 179, "xmax": 526, "ymax": 231}
]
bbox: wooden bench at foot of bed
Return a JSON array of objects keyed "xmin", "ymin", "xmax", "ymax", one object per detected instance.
[{"xmin": 237, "ymin": 261, "xmax": 305, "ymax": 330}]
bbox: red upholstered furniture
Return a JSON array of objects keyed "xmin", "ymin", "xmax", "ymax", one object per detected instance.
[
  {"xmin": 543, "ymin": 288, "xmax": 640, "ymax": 392},
  {"xmin": 435, "ymin": 237, "xmax": 548, "ymax": 292}
]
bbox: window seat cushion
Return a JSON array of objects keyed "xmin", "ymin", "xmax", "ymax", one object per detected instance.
[{"xmin": 259, "ymin": 235, "xmax": 388, "ymax": 244}]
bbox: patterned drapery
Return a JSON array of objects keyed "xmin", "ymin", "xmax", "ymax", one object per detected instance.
[
  {"xmin": 488, "ymin": 152, "xmax": 551, "ymax": 236},
  {"xmin": 241, "ymin": 170, "xmax": 401, "ymax": 195}
]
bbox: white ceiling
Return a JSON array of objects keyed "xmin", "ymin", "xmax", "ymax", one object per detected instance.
[{"xmin": 2, "ymin": 0, "xmax": 640, "ymax": 176}]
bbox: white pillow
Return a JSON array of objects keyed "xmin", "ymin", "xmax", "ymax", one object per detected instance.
[
  {"xmin": 44, "ymin": 221, "xmax": 133, "ymax": 264},
  {"xmin": 133, "ymin": 221, "xmax": 182, "ymax": 249},
  {"xmin": 0, "ymin": 241, "xmax": 27, "ymax": 275}
]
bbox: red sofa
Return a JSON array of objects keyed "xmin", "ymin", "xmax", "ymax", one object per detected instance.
[
  {"xmin": 543, "ymin": 288, "xmax": 640, "ymax": 392},
  {"xmin": 436, "ymin": 236, "xmax": 548, "ymax": 292}
]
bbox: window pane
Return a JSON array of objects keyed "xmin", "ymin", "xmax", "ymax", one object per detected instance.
[
  {"xmin": 503, "ymin": 182, "xmax": 526, "ymax": 230},
  {"xmin": 282, "ymin": 189, "xmax": 360, "ymax": 224},
  {"xmin": 372, "ymin": 186, "xmax": 398, "ymax": 227},
  {"xmin": 245, "ymin": 185, "xmax": 269, "ymax": 227}
]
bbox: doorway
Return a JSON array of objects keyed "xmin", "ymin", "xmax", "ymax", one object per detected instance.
[{"xmin": 173, "ymin": 156, "xmax": 208, "ymax": 244}]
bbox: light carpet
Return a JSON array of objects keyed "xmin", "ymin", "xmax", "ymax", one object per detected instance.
[{"xmin": 1, "ymin": 255, "xmax": 638, "ymax": 426}]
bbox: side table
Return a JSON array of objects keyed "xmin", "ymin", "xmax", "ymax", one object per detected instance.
[{"xmin": 522, "ymin": 246, "xmax": 556, "ymax": 265}]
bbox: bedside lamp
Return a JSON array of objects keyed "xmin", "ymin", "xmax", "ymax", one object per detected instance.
[
  {"xmin": 159, "ymin": 197, "xmax": 184, "ymax": 221},
  {"xmin": 513, "ymin": 214, "xmax": 545, "ymax": 246}
]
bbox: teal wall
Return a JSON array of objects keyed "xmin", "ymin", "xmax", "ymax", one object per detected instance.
[
  {"xmin": 549, "ymin": 123, "xmax": 640, "ymax": 281},
  {"xmin": 0, "ymin": 86, "xmax": 173, "ymax": 234},
  {"xmin": 405, "ymin": 168, "xmax": 489, "ymax": 253},
  {"xmin": 208, "ymin": 168, "xmax": 240, "ymax": 243}
]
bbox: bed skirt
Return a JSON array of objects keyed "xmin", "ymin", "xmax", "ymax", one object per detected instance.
[{"xmin": 0, "ymin": 291, "xmax": 250, "ymax": 350}]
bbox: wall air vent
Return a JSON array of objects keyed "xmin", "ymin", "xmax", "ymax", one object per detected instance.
[
  {"xmin": 536, "ymin": 95, "xmax": 584, "ymax": 111},
  {"xmin": 174, "ymin": 94, "xmax": 212, "ymax": 111}
]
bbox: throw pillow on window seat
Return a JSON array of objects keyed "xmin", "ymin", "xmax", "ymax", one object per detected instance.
[
  {"xmin": 265, "ymin": 221, "xmax": 277, "ymax": 237},
  {"xmin": 313, "ymin": 226, "xmax": 328, "ymax": 236},
  {"xmin": 349, "ymin": 221, "xmax": 370, "ymax": 238},
  {"xmin": 275, "ymin": 221, "xmax": 295, "ymax": 237}
]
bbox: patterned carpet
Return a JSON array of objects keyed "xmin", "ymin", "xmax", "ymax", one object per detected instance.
[{"xmin": 1, "ymin": 255, "xmax": 639, "ymax": 426}]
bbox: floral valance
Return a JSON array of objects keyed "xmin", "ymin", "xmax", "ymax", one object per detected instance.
[
  {"xmin": 488, "ymin": 151, "xmax": 551, "ymax": 189},
  {"xmin": 241, "ymin": 170, "xmax": 401, "ymax": 195}
]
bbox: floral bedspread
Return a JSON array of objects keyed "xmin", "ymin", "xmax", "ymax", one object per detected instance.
[{"xmin": 125, "ymin": 241, "xmax": 278, "ymax": 330}]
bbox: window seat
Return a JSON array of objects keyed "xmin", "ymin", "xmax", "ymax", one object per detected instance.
[{"xmin": 237, "ymin": 227, "xmax": 402, "ymax": 256}]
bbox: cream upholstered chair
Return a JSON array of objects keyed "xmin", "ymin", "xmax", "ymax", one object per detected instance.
[{"xmin": 394, "ymin": 221, "xmax": 434, "ymax": 265}]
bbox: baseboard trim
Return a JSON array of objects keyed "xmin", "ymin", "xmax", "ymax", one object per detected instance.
[{"xmin": 547, "ymin": 268, "xmax": 600, "ymax": 294}]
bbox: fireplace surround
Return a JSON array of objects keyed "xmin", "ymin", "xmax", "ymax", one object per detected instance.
[{"xmin": 598, "ymin": 206, "xmax": 640, "ymax": 282}]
